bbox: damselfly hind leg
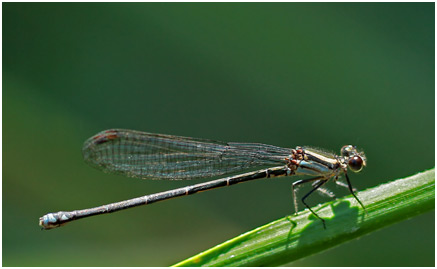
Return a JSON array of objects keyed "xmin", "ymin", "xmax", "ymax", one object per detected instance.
[
  {"xmin": 291, "ymin": 176, "xmax": 328, "ymax": 229},
  {"xmin": 291, "ymin": 176, "xmax": 324, "ymax": 214}
]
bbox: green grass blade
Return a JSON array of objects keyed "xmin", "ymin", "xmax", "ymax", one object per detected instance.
[{"xmin": 173, "ymin": 168, "xmax": 435, "ymax": 267}]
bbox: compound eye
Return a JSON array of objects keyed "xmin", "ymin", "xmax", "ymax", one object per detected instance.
[
  {"xmin": 341, "ymin": 145, "xmax": 355, "ymax": 157},
  {"xmin": 348, "ymin": 156, "xmax": 364, "ymax": 172}
]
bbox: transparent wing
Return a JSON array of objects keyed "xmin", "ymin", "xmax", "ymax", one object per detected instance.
[{"xmin": 82, "ymin": 129, "xmax": 291, "ymax": 180}]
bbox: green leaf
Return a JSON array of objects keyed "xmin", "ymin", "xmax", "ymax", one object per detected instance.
[{"xmin": 173, "ymin": 168, "xmax": 435, "ymax": 267}]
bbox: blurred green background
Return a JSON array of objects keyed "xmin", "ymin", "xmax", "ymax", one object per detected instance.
[{"xmin": 3, "ymin": 3, "xmax": 434, "ymax": 266}]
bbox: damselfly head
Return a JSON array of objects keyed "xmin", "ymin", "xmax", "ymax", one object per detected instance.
[{"xmin": 341, "ymin": 145, "xmax": 366, "ymax": 173}]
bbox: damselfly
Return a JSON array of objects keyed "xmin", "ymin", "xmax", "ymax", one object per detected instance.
[{"xmin": 39, "ymin": 129, "xmax": 367, "ymax": 230}]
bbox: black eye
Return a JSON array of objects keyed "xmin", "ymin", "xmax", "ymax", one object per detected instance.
[{"xmin": 348, "ymin": 156, "xmax": 364, "ymax": 172}]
